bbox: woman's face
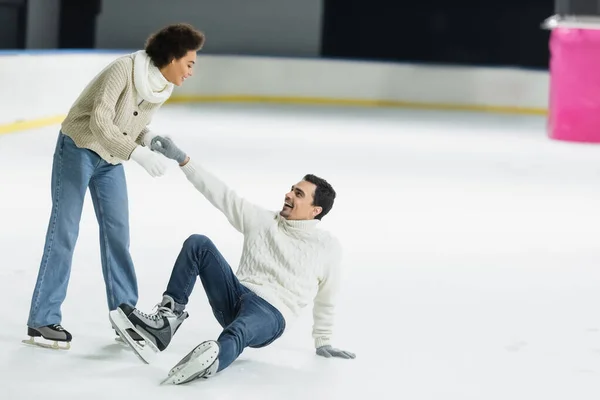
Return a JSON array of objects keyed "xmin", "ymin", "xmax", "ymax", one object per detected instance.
[{"xmin": 161, "ymin": 50, "xmax": 197, "ymax": 86}]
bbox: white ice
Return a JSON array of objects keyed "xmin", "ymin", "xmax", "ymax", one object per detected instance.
[{"xmin": 2, "ymin": 103, "xmax": 600, "ymax": 399}]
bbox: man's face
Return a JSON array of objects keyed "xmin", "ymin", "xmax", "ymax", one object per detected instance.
[{"xmin": 280, "ymin": 180, "xmax": 322, "ymax": 220}]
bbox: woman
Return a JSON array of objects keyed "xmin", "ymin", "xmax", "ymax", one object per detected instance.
[{"xmin": 23, "ymin": 23, "xmax": 205, "ymax": 349}]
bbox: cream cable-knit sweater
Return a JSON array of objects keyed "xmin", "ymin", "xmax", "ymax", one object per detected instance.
[
  {"xmin": 60, "ymin": 54, "xmax": 166, "ymax": 164},
  {"xmin": 180, "ymin": 161, "xmax": 343, "ymax": 348}
]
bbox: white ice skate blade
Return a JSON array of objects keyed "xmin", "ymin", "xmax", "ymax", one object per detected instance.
[
  {"xmin": 166, "ymin": 340, "xmax": 215, "ymax": 377},
  {"xmin": 21, "ymin": 336, "xmax": 70, "ymax": 350},
  {"xmin": 115, "ymin": 335, "xmax": 141, "ymax": 346},
  {"xmin": 109, "ymin": 308, "xmax": 159, "ymax": 364},
  {"xmin": 161, "ymin": 340, "xmax": 219, "ymax": 385}
]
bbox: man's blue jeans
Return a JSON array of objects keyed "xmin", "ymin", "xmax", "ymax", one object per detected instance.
[
  {"xmin": 27, "ymin": 132, "xmax": 138, "ymax": 328},
  {"xmin": 164, "ymin": 234, "xmax": 286, "ymax": 372}
]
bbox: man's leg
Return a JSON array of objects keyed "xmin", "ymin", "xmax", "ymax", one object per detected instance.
[
  {"xmin": 163, "ymin": 234, "xmax": 286, "ymax": 372},
  {"xmin": 163, "ymin": 292, "xmax": 285, "ymax": 384},
  {"xmin": 215, "ymin": 292, "xmax": 286, "ymax": 372},
  {"xmin": 88, "ymin": 161, "xmax": 137, "ymax": 311},
  {"xmin": 163, "ymin": 233, "xmax": 248, "ymax": 327},
  {"xmin": 27, "ymin": 133, "xmax": 96, "ymax": 336},
  {"xmin": 115, "ymin": 234, "xmax": 247, "ymax": 351}
]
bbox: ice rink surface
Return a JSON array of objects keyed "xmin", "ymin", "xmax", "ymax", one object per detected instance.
[{"xmin": 2, "ymin": 103, "xmax": 600, "ymax": 399}]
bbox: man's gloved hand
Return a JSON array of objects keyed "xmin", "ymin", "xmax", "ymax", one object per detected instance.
[
  {"xmin": 316, "ymin": 345, "xmax": 356, "ymax": 359},
  {"xmin": 129, "ymin": 146, "xmax": 167, "ymax": 177},
  {"xmin": 150, "ymin": 135, "xmax": 187, "ymax": 164}
]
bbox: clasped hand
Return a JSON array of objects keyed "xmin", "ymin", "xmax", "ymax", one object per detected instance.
[{"xmin": 150, "ymin": 135, "xmax": 187, "ymax": 164}]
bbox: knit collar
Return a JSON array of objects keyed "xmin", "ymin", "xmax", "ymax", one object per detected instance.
[{"xmin": 277, "ymin": 214, "xmax": 320, "ymax": 233}]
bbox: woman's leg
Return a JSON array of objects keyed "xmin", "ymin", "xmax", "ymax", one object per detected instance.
[
  {"xmin": 89, "ymin": 161, "xmax": 137, "ymax": 311},
  {"xmin": 27, "ymin": 133, "xmax": 97, "ymax": 331}
]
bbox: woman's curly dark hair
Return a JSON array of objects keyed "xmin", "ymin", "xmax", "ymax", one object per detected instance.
[{"xmin": 145, "ymin": 23, "xmax": 205, "ymax": 68}]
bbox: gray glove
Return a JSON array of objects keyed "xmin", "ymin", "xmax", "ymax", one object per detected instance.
[
  {"xmin": 150, "ymin": 135, "xmax": 187, "ymax": 164},
  {"xmin": 316, "ymin": 345, "xmax": 356, "ymax": 359}
]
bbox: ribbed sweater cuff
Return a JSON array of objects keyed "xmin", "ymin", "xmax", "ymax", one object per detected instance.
[
  {"xmin": 119, "ymin": 141, "xmax": 139, "ymax": 160},
  {"xmin": 314, "ymin": 337, "xmax": 331, "ymax": 348},
  {"xmin": 181, "ymin": 162, "xmax": 196, "ymax": 174}
]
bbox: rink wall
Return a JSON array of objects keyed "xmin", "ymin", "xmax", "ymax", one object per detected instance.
[{"xmin": 0, "ymin": 51, "xmax": 549, "ymax": 134}]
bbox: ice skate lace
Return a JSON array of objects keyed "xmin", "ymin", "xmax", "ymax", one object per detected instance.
[{"xmin": 135, "ymin": 304, "xmax": 173, "ymax": 321}]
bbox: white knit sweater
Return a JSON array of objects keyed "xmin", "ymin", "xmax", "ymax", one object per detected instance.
[{"xmin": 180, "ymin": 161, "xmax": 343, "ymax": 348}]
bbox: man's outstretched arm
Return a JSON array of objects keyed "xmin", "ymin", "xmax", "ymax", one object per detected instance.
[
  {"xmin": 152, "ymin": 136, "xmax": 270, "ymax": 233},
  {"xmin": 312, "ymin": 241, "xmax": 356, "ymax": 359}
]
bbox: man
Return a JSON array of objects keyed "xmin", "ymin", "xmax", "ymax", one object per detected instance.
[{"xmin": 109, "ymin": 135, "xmax": 355, "ymax": 385}]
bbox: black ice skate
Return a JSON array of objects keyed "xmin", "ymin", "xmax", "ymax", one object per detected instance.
[
  {"xmin": 161, "ymin": 340, "xmax": 220, "ymax": 385},
  {"xmin": 109, "ymin": 295, "xmax": 188, "ymax": 364},
  {"xmin": 22, "ymin": 324, "xmax": 72, "ymax": 350}
]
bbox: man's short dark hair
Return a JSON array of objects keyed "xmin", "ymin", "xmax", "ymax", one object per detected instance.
[
  {"xmin": 145, "ymin": 23, "xmax": 205, "ymax": 69},
  {"xmin": 303, "ymin": 174, "xmax": 336, "ymax": 220}
]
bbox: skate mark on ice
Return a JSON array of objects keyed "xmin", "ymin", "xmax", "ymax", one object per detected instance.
[
  {"xmin": 505, "ymin": 340, "xmax": 528, "ymax": 352},
  {"xmin": 574, "ymin": 369, "xmax": 597, "ymax": 374}
]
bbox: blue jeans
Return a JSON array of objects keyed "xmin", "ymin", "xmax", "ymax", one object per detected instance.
[
  {"xmin": 27, "ymin": 132, "xmax": 138, "ymax": 328},
  {"xmin": 164, "ymin": 234, "xmax": 286, "ymax": 372}
]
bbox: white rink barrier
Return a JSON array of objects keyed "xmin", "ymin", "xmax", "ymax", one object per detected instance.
[{"xmin": 0, "ymin": 50, "xmax": 549, "ymax": 132}]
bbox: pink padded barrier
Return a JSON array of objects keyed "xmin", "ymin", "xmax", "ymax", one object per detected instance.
[{"xmin": 548, "ymin": 27, "xmax": 600, "ymax": 142}]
